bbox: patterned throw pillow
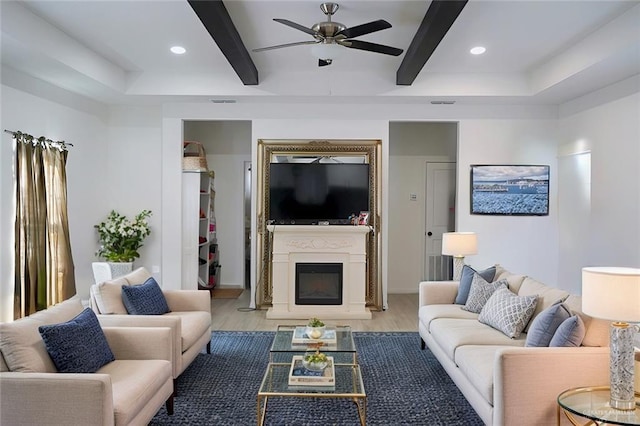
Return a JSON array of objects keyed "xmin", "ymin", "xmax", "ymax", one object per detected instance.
[
  {"xmin": 121, "ymin": 277, "xmax": 170, "ymax": 315},
  {"xmin": 549, "ymin": 315, "xmax": 586, "ymax": 347},
  {"xmin": 455, "ymin": 265, "xmax": 497, "ymax": 305},
  {"xmin": 38, "ymin": 308, "xmax": 115, "ymax": 373},
  {"xmin": 525, "ymin": 301, "xmax": 572, "ymax": 347},
  {"xmin": 478, "ymin": 287, "xmax": 538, "ymax": 338},
  {"xmin": 462, "ymin": 275, "xmax": 507, "ymax": 314}
]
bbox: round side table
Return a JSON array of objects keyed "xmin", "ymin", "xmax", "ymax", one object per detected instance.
[{"xmin": 557, "ymin": 386, "xmax": 640, "ymax": 426}]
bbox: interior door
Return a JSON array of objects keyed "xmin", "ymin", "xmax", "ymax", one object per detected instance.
[{"xmin": 424, "ymin": 162, "xmax": 456, "ymax": 280}]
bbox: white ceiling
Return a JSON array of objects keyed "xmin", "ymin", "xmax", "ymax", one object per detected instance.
[{"xmin": 1, "ymin": 0, "xmax": 639, "ymax": 106}]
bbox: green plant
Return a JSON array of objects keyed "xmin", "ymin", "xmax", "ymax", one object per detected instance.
[
  {"xmin": 304, "ymin": 351, "xmax": 328, "ymax": 364},
  {"xmin": 95, "ymin": 210, "xmax": 152, "ymax": 262},
  {"xmin": 307, "ymin": 317, "xmax": 325, "ymax": 327}
]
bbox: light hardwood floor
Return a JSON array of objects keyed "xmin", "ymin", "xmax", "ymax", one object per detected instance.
[{"xmin": 210, "ymin": 290, "xmax": 419, "ymax": 332}]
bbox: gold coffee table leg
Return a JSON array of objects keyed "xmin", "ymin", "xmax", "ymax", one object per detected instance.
[
  {"xmin": 353, "ymin": 396, "xmax": 366, "ymax": 426},
  {"xmin": 257, "ymin": 395, "xmax": 268, "ymax": 426}
]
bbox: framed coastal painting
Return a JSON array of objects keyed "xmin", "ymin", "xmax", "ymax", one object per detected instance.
[{"xmin": 470, "ymin": 165, "xmax": 550, "ymax": 216}]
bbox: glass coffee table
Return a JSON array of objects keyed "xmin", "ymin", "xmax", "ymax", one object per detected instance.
[
  {"xmin": 257, "ymin": 362, "xmax": 366, "ymax": 426},
  {"xmin": 257, "ymin": 325, "xmax": 366, "ymax": 425},
  {"xmin": 269, "ymin": 325, "xmax": 358, "ymax": 364},
  {"xmin": 557, "ymin": 386, "xmax": 640, "ymax": 425}
]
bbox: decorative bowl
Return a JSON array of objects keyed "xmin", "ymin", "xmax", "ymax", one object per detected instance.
[
  {"xmin": 305, "ymin": 325, "xmax": 326, "ymax": 339},
  {"xmin": 303, "ymin": 359, "xmax": 328, "ymax": 372},
  {"xmin": 303, "ymin": 352, "xmax": 328, "ymax": 371}
]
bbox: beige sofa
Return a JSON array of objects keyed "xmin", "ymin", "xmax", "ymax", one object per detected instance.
[
  {"xmin": 89, "ymin": 267, "xmax": 212, "ymax": 381},
  {"xmin": 418, "ymin": 265, "xmax": 611, "ymax": 426},
  {"xmin": 0, "ymin": 298, "xmax": 174, "ymax": 426}
]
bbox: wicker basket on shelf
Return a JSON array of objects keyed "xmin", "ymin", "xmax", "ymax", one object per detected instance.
[{"xmin": 183, "ymin": 141, "xmax": 208, "ymax": 171}]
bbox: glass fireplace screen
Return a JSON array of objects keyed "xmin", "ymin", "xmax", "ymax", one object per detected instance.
[{"xmin": 295, "ymin": 263, "xmax": 343, "ymax": 305}]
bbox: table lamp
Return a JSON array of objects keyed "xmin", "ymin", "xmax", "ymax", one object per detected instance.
[
  {"xmin": 582, "ymin": 266, "xmax": 640, "ymax": 410},
  {"xmin": 442, "ymin": 232, "xmax": 478, "ymax": 281}
]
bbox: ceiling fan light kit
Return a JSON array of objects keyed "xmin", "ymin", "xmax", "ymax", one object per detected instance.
[
  {"xmin": 252, "ymin": 2, "xmax": 403, "ymax": 66},
  {"xmin": 311, "ymin": 43, "xmax": 343, "ymax": 60}
]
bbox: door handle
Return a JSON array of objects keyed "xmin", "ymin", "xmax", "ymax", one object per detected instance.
[{"xmin": 427, "ymin": 232, "xmax": 433, "ymax": 237}]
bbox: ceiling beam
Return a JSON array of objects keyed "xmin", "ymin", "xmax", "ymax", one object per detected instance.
[
  {"xmin": 396, "ymin": 0, "xmax": 468, "ymax": 86},
  {"xmin": 188, "ymin": 0, "xmax": 258, "ymax": 85}
]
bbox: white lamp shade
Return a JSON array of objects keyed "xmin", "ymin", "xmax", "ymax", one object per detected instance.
[
  {"xmin": 442, "ymin": 232, "xmax": 478, "ymax": 257},
  {"xmin": 582, "ymin": 266, "xmax": 640, "ymax": 323},
  {"xmin": 311, "ymin": 43, "xmax": 343, "ymax": 60}
]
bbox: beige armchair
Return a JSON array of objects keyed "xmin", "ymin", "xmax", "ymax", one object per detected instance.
[
  {"xmin": 0, "ymin": 298, "xmax": 174, "ymax": 426},
  {"xmin": 89, "ymin": 267, "xmax": 212, "ymax": 382}
]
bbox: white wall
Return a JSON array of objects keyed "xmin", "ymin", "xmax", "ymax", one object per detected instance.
[
  {"xmin": 159, "ymin": 101, "xmax": 636, "ymax": 306},
  {"xmin": 105, "ymin": 106, "xmax": 163, "ymax": 279},
  {"xmin": 159, "ymin": 101, "xmax": 557, "ymax": 297},
  {"xmin": 557, "ymin": 91, "xmax": 640, "ymax": 292},
  {"xmin": 388, "ymin": 122, "xmax": 457, "ymax": 293},
  {"xmin": 0, "ymin": 84, "xmax": 108, "ymax": 321},
  {"xmin": 0, "ymin": 88, "xmax": 165, "ymax": 321},
  {"xmin": 557, "ymin": 152, "xmax": 591, "ymax": 294},
  {"xmin": 3, "ymin": 83, "xmax": 637, "ymax": 321},
  {"xmin": 457, "ymin": 119, "xmax": 560, "ymax": 286}
]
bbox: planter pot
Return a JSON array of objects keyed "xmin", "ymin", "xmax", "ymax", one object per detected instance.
[
  {"xmin": 305, "ymin": 325, "xmax": 326, "ymax": 339},
  {"xmin": 92, "ymin": 261, "xmax": 134, "ymax": 284}
]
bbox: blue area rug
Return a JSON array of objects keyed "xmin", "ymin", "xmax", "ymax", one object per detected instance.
[{"xmin": 149, "ymin": 331, "xmax": 483, "ymax": 425}]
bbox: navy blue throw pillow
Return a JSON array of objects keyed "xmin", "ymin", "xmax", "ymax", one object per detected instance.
[
  {"xmin": 121, "ymin": 277, "xmax": 170, "ymax": 315},
  {"xmin": 455, "ymin": 265, "xmax": 497, "ymax": 305},
  {"xmin": 39, "ymin": 308, "xmax": 115, "ymax": 373},
  {"xmin": 549, "ymin": 315, "xmax": 586, "ymax": 347},
  {"xmin": 524, "ymin": 301, "xmax": 571, "ymax": 347}
]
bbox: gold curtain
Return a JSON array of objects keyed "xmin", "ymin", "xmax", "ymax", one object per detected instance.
[{"xmin": 14, "ymin": 134, "xmax": 76, "ymax": 319}]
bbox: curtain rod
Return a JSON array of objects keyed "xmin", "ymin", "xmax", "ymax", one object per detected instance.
[{"xmin": 4, "ymin": 129, "xmax": 73, "ymax": 147}]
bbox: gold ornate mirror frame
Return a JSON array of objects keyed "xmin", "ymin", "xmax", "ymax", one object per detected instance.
[{"xmin": 256, "ymin": 139, "xmax": 382, "ymax": 311}]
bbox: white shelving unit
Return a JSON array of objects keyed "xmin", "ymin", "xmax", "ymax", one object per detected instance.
[{"xmin": 182, "ymin": 170, "xmax": 219, "ymax": 291}]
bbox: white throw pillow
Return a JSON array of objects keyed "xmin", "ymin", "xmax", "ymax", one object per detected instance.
[
  {"xmin": 0, "ymin": 298, "xmax": 84, "ymax": 372},
  {"xmin": 462, "ymin": 275, "xmax": 507, "ymax": 314},
  {"xmin": 478, "ymin": 287, "xmax": 538, "ymax": 338},
  {"xmin": 91, "ymin": 277, "xmax": 129, "ymax": 314},
  {"xmin": 124, "ymin": 267, "xmax": 153, "ymax": 285}
]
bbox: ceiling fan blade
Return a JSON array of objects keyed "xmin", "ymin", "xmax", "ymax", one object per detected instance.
[
  {"xmin": 274, "ymin": 18, "xmax": 320, "ymax": 37},
  {"xmin": 337, "ymin": 19, "xmax": 391, "ymax": 39},
  {"xmin": 340, "ymin": 40, "xmax": 404, "ymax": 56},
  {"xmin": 253, "ymin": 40, "xmax": 319, "ymax": 53},
  {"xmin": 318, "ymin": 59, "xmax": 332, "ymax": 67}
]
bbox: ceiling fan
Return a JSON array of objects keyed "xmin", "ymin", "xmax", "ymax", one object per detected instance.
[{"xmin": 252, "ymin": 2, "xmax": 404, "ymax": 67}]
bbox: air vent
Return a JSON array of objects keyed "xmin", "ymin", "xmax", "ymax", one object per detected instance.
[
  {"xmin": 430, "ymin": 100, "xmax": 456, "ymax": 105},
  {"xmin": 210, "ymin": 99, "xmax": 237, "ymax": 104}
]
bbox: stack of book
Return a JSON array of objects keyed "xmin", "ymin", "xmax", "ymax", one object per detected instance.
[
  {"xmin": 291, "ymin": 327, "xmax": 337, "ymax": 346},
  {"xmin": 288, "ymin": 355, "xmax": 335, "ymax": 390}
]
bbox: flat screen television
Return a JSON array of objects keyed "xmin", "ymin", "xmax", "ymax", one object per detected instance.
[{"xmin": 269, "ymin": 163, "xmax": 370, "ymax": 224}]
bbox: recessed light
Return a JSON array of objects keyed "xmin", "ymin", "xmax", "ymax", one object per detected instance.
[
  {"xmin": 470, "ymin": 46, "xmax": 486, "ymax": 55},
  {"xmin": 170, "ymin": 46, "xmax": 186, "ymax": 55}
]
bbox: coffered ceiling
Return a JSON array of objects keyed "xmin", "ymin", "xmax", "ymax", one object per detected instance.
[{"xmin": 1, "ymin": 0, "xmax": 638, "ymax": 106}]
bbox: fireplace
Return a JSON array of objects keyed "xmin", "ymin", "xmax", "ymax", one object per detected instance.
[
  {"xmin": 266, "ymin": 225, "xmax": 371, "ymax": 319},
  {"xmin": 295, "ymin": 263, "xmax": 343, "ymax": 305}
]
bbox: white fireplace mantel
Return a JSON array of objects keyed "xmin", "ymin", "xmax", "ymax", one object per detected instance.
[{"xmin": 266, "ymin": 225, "xmax": 372, "ymax": 320}]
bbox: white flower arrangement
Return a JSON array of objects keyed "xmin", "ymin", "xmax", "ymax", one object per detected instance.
[{"xmin": 95, "ymin": 210, "xmax": 152, "ymax": 262}]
